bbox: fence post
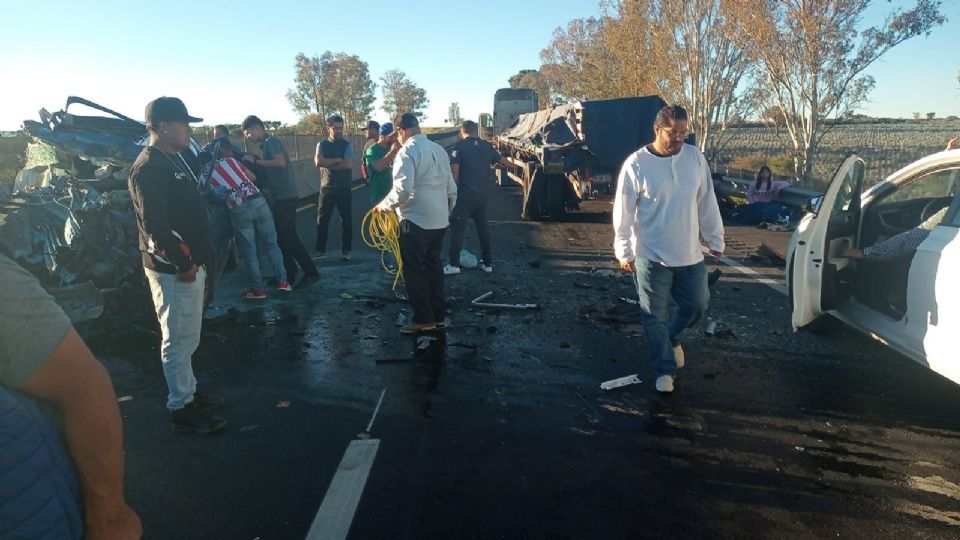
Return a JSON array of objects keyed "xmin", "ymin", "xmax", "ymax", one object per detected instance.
[{"xmin": 294, "ymin": 130, "xmax": 300, "ymax": 160}]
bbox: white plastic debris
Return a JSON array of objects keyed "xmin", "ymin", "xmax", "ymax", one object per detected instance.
[
  {"xmin": 600, "ymin": 374, "xmax": 642, "ymax": 390},
  {"xmin": 459, "ymin": 249, "xmax": 478, "ymax": 268}
]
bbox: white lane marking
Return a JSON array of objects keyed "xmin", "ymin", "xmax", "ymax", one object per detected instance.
[
  {"xmin": 366, "ymin": 388, "xmax": 387, "ymax": 433},
  {"xmin": 305, "ymin": 439, "xmax": 381, "ymax": 540},
  {"xmin": 703, "ymin": 246, "xmax": 788, "ymax": 296}
]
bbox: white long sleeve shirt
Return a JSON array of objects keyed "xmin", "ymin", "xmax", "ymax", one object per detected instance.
[
  {"xmin": 613, "ymin": 143, "xmax": 725, "ymax": 267},
  {"xmin": 379, "ymin": 134, "xmax": 458, "ymax": 230}
]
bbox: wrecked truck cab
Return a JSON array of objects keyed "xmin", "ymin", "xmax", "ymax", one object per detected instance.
[{"xmin": 1, "ymin": 96, "xmax": 203, "ymax": 322}]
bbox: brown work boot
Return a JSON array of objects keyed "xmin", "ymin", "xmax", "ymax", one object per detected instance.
[{"xmin": 399, "ymin": 322, "xmax": 437, "ymax": 334}]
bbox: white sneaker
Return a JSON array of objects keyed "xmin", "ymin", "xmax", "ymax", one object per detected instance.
[
  {"xmin": 673, "ymin": 345, "xmax": 685, "ymax": 368},
  {"xmin": 655, "ymin": 375, "xmax": 674, "ymax": 393},
  {"xmin": 480, "ymin": 264, "xmax": 493, "ymax": 273},
  {"xmin": 443, "ymin": 264, "xmax": 461, "ymax": 275}
]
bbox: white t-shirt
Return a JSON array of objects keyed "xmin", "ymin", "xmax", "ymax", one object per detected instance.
[{"xmin": 613, "ymin": 143, "xmax": 725, "ymax": 267}]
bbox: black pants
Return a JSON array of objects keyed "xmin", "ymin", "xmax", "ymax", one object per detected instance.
[
  {"xmin": 315, "ymin": 185, "xmax": 353, "ymax": 254},
  {"xmin": 399, "ymin": 219, "xmax": 447, "ymax": 324},
  {"xmin": 270, "ymin": 197, "xmax": 318, "ymax": 280},
  {"xmin": 448, "ymin": 193, "xmax": 491, "ymax": 266}
]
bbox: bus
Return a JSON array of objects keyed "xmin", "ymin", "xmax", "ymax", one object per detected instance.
[
  {"xmin": 493, "ymin": 88, "xmax": 538, "ymax": 136},
  {"xmin": 478, "ymin": 113, "xmax": 494, "ymax": 140}
]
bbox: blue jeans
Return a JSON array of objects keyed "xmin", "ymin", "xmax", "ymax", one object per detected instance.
[
  {"xmin": 634, "ymin": 259, "xmax": 709, "ymax": 377},
  {"xmin": 230, "ymin": 197, "xmax": 287, "ymax": 290},
  {"xmin": 144, "ymin": 265, "xmax": 206, "ymax": 410}
]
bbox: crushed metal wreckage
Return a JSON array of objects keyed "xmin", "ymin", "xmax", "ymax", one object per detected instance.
[{"xmin": 0, "ymin": 97, "xmax": 197, "ymax": 322}]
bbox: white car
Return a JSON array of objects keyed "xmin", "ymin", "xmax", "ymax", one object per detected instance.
[{"xmin": 788, "ymin": 150, "xmax": 960, "ymax": 385}]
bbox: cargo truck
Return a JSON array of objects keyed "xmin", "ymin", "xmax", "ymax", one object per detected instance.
[{"xmin": 495, "ymin": 95, "xmax": 670, "ymax": 221}]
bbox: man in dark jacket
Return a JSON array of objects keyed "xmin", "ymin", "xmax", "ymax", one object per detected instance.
[{"xmin": 128, "ymin": 97, "xmax": 226, "ymax": 434}]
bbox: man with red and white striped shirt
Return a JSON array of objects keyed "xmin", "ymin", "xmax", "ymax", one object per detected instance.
[{"xmin": 208, "ymin": 143, "xmax": 291, "ymax": 299}]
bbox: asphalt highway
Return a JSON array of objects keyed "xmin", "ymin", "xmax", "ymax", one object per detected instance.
[{"xmin": 86, "ymin": 184, "xmax": 960, "ymax": 539}]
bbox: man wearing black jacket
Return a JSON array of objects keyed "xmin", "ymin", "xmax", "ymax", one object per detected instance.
[{"xmin": 128, "ymin": 97, "xmax": 226, "ymax": 434}]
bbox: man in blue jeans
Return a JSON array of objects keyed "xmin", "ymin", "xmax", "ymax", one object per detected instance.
[
  {"xmin": 129, "ymin": 97, "xmax": 226, "ymax": 433},
  {"xmin": 613, "ymin": 105, "xmax": 725, "ymax": 393},
  {"xmin": 207, "ymin": 143, "xmax": 292, "ymax": 299}
]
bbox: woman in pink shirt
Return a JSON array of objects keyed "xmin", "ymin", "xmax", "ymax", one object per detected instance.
[{"xmin": 732, "ymin": 166, "xmax": 794, "ymax": 224}]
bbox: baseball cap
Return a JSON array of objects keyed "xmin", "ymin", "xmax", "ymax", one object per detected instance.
[
  {"xmin": 145, "ymin": 97, "xmax": 203, "ymax": 124},
  {"xmin": 379, "ymin": 122, "xmax": 394, "ymax": 136},
  {"xmin": 363, "ymin": 120, "xmax": 381, "ymax": 130}
]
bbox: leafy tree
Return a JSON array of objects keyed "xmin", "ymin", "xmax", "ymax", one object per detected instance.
[
  {"xmin": 380, "ymin": 69, "xmax": 429, "ymax": 120},
  {"xmin": 324, "ymin": 53, "xmax": 376, "ymax": 132},
  {"xmin": 926, "ymin": 112, "xmax": 936, "ymax": 120},
  {"xmin": 539, "ymin": 17, "xmax": 629, "ymax": 102},
  {"xmin": 605, "ymin": 0, "xmax": 753, "ymax": 158},
  {"xmin": 447, "ymin": 103, "xmax": 462, "ymax": 125},
  {"xmin": 725, "ymin": 0, "xmax": 944, "ymax": 182},
  {"xmin": 286, "ymin": 52, "xmax": 376, "ymax": 132},
  {"xmin": 286, "ymin": 52, "xmax": 334, "ymax": 119},
  {"xmin": 508, "ymin": 69, "xmax": 539, "ymax": 88},
  {"xmin": 510, "ymin": 70, "xmax": 554, "ymax": 109}
]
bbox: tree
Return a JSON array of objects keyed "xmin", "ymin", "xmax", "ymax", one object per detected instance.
[
  {"xmin": 508, "ymin": 69, "xmax": 555, "ymax": 108},
  {"xmin": 539, "ymin": 17, "xmax": 635, "ymax": 102},
  {"xmin": 913, "ymin": 112, "xmax": 922, "ymax": 120},
  {"xmin": 380, "ymin": 69, "xmax": 430, "ymax": 120},
  {"xmin": 604, "ymin": 0, "xmax": 753, "ymax": 158},
  {"xmin": 286, "ymin": 52, "xmax": 377, "ymax": 132},
  {"xmin": 286, "ymin": 52, "xmax": 334, "ymax": 119},
  {"xmin": 725, "ymin": 0, "xmax": 944, "ymax": 183},
  {"xmin": 926, "ymin": 112, "xmax": 936, "ymax": 121},
  {"xmin": 447, "ymin": 103, "xmax": 462, "ymax": 125},
  {"xmin": 508, "ymin": 69, "xmax": 539, "ymax": 88},
  {"xmin": 324, "ymin": 53, "xmax": 377, "ymax": 132}
]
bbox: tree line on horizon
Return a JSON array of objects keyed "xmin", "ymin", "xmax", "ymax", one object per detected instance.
[{"xmin": 285, "ymin": 51, "xmax": 430, "ymax": 135}]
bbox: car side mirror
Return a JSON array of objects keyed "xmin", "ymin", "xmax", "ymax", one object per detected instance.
[{"xmin": 804, "ymin": 195, "xmax": 824, "ymax": 214}]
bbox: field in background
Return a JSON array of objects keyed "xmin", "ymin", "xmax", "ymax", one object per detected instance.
[{"xmin": 712, "ymin": 121, "xmax": 960, "ymax": 191}]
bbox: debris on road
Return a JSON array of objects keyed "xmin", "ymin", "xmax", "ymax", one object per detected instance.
[
  {"xmin": 601, "ymin": 374, "xmax": 642, "ymax": 390},
  {"xmin": 416, "ymin": 335, "xmax": 437, "ymax": 350},
  {"xmin": 471, "ymin": 291, "xmax": 539, "ymax": 310},
  {"xmin": 276, "ymin": 401, "xmax": 291, "ymax": 408},
  {"xmin": 117, "ymin": 395, "xmax": 134, "ymax": 402}
]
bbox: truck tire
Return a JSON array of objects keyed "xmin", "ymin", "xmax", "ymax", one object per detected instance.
[
  {"xmin": 546, "ymin": 174, "xmax": 566, "ymax": 220},
  {"xmin": 521, "ymin": 178, "xmax": 541, "ymax": 221}
]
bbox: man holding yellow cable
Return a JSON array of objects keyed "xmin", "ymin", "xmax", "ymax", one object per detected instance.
[{"xmin": 376, "ymin": 113, "xmax": 458, "ymax": 334}]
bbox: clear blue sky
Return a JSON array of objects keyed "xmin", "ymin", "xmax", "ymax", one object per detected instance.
[{"xmin": 2, "ymin": 0, "xmax": 956, "ymax": 131}]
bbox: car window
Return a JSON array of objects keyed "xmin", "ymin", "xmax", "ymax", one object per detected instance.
[
  {"xmin": 830, "ymin": 160, "xmax": 864, "ymax": 213},
  {"xmin": 876, "ymin": 167, "xmax": 960, "ymax": 207}
]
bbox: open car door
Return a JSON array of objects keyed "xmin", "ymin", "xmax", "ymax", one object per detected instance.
[{"xmin": 791, "ymin": 155, "xmax": 865, "ymax": 330}]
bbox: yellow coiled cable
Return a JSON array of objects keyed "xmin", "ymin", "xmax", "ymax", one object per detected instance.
[{"xmin": 361, "ymin": 208, "xmax": 403, "ymax": 290}]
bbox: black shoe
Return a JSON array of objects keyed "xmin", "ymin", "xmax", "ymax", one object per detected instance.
[
  {"xmin": 295, "ymin": 274, "xmax": 320, "ymax": 289},
  {"xmin": 170, "ymin": 402, "xmax": 227, "ymax": 434},
  {"xmin": 192, "ymin": 391, "xmax": 225, "ymax": 411}
]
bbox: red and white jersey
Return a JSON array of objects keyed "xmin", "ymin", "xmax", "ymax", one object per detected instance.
[{"xmin": 208, "ymin": 157, "xmax": 260, "ymax": 208}]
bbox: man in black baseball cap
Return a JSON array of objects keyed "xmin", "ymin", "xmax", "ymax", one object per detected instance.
[
  {"xmin": 129, "ymin": 97, "xmax": 227, "ymax": 434},
  {"xmin": 145, "ymin": 96, "xmax": 203, "ymax": 124}
]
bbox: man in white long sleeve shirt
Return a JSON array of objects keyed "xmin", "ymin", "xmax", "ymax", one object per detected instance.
[
  {"xmin": 612, "ymin": 105, "xmax": 725, "ymax": 393},
  {"xmin": 377, "ymin": 113, "xmax": 458, "ymax": 333}
]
